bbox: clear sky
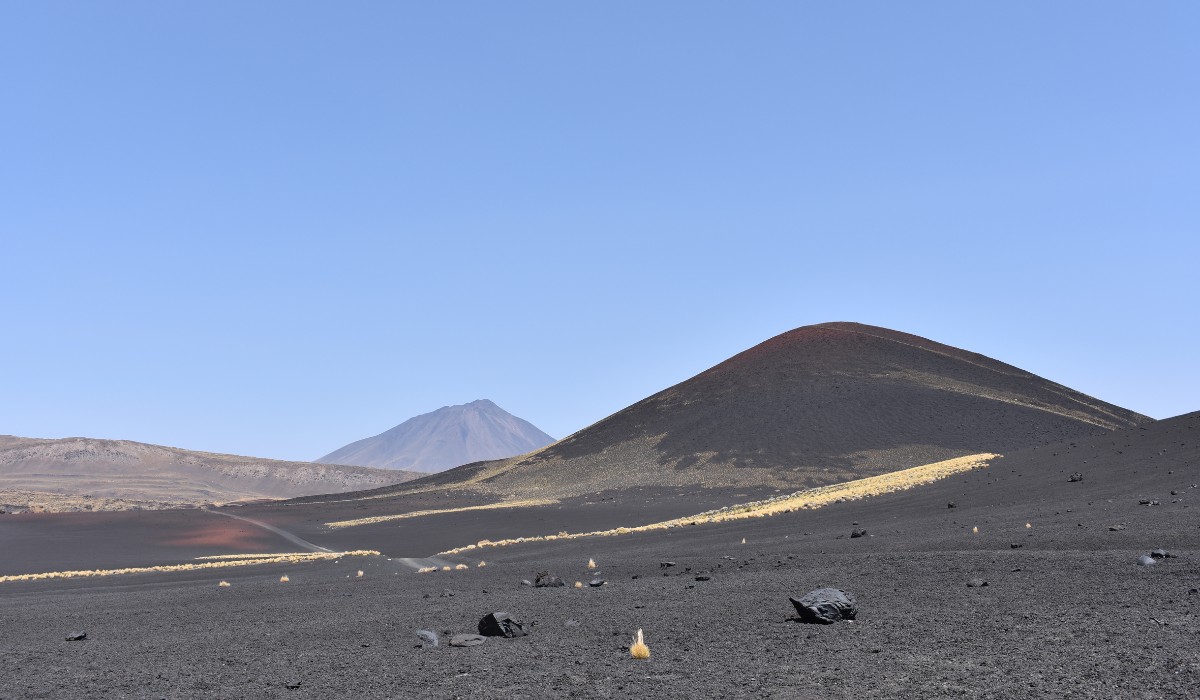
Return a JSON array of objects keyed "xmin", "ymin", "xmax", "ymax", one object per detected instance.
[{"xmin": 1, "ymin": 3, "xmax": 1196, "ymax": 462}]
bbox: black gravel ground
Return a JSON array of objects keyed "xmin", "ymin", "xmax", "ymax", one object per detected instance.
[{"xmin": 1, "ymin": 415, "xmax": 1197, "ymax": 699}]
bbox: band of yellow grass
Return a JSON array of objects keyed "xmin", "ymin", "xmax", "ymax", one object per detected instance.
[
  {"xmin": 326, "ymin": 499, "xmax": 557, "ymax": 529},
  {"xmin": 0, "ymin": 550, "xmax": 381, "ymax": 584},
  {"xmin": 437, "ymin": 453, "xmax": 998, "ymax": 555}
]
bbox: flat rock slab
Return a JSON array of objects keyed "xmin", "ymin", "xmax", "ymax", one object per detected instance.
[
  {"xmin": 790, "ymin": 588, "xmax": 857, "ymax": 624},
  {"xmin": 449, "ymin": 634, "xmax": 486, "ymax": 647}
]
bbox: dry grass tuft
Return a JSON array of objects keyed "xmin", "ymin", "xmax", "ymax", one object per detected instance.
[
  {"xmin": 279, "ymin": 574, "xmax": 289, "ymax": 582},
  {"xmin": 574, "ymin": 581, "xmax": 583, "ymax": 588},
  {"xmin": 218, "ymin": 580, "xmax": 231, "ymax": 587},
  {"xmin": 973, "ymin": 526, "xmax": 979, "ymax": 534},
  {"xmin": 356, "ymin": 570, "xmax": 364, "ymax": 578},
  {"xmin": 437, "ymin": 454, "xmax": 999, "ymax": 556},
  {"xmin": 442, "ymin": 566, "xmax": 452, "ymax": 572},
  {"xmin": 587, "ymin": 558, "xmax": 597, "ymax": 570},
  {"xmin": 630, "ymin": 629, "xmax": 650, "ymax": 659},
  {"xmin": 1026, "ymin": 522, "xmax": 1032, "ymax": 529},
  {"xmin": 0, "ymin": 550, "xmax": 382, "ymax": 584},
  {"xmin": 455, "ymin": 564, "xmax": 468, "ymax": 570},
  {"xmin": 326, "ymin": 499, "xmax": 557, "ymax": 529},
  {"xmin": 741, "ymin": 537, "xmax": 746, "ymax": 544},
  {"xmin": 417, "ymin": 566, "xmax": 437, "ymax": 574},
  {"xmin": 477, "ymin": 561, "xmax": 487, "ymax": 567}
]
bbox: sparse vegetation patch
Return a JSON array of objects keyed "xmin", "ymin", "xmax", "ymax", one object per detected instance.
[{"xmin": 437, "ymin": 454, "xmax": 999, "ymax": 555}]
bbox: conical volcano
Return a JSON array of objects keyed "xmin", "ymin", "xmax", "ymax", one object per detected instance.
[
  {"xmin": 422, "ymin": 322, "xmax": 1149, "ymax": 496},
  {"xmin": 317, "ymin": 399, "xmax": 554, "ymax": 473}
]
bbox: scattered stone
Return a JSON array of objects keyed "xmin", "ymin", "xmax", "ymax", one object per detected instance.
[
  {"xmin": 1136, "ymin": 555, "xmax": 1158, "ymax": 567},
  {"xmin": 1108, "ymin": 525, "xmax": 1126, "ymax": 531},
  {"xmin": 588, "ymin": 578, "xmax": 606, "ymax": 587},
  {"xmin": 64, "ymin": 631, "xmax": 87, "ymax": 641},
  {"xmin": 416, "ymin": 630, "xmax": 438, "ymax": 648},
  {"xmin": 1068, "ymin": 472, "xmax": 1083, "ymax": 483},
  {"xmin": 790, "ymin": 588, "xmax": 857, "ymax": 624},
  {"xmin": 1139, "ymin": 499, "xmax": 1160, "ymax": 506},
  {"xmin": 947, "ymin": 502, "xmax": 957, "ymax": 508},
  {"xmin": 439, "ymin": 590, "xmax": 455, "ymax": 598},
  {"xmin": 284, "ymin": 680, "xmax": 302, "ymax": 690},
  {"xmin": 478, "ymin": 612, "xmax": 528, "ymax": 638},
  {"xmin": 967, "ymin": 578, "xmax": 988, "ymax": 588},
  {"xmin": 660, "ymin": 562, "xmax": 676, "ymax": 569},
  {"xmin": 1189, "ymin": 588, "xmax": 1198, "ymax": 596},
  {"xmin": 565, "ymin": 619, "xmax": 580, "ymax": 627},
  {"xmin": 534, "ymin": 572, "xmax": 565, "ymax": 588},
  {"xmin": 449, "ymin": 634, "xmax": 487, "ymax": 647},
  {"xmin": 850, "ymin": 528, "xmax": 868, "ymax": 538},
  {"xmin": 695, "ymin": 575, "xmax": 711, "ymax": 582},
  {"xmin": 520, "ymin": 579, "xmax": 533, "ymax": 587},
  {"xmin": 1010, "ymin": 543, "xmax": 1023, "ymax": 549},
  {"xmin": 1149, "ymin": 549, "xmax": 1175, "ymax": 559}
]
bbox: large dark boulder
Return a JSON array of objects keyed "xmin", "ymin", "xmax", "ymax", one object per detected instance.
[
  {"xmin": 790, "ymin": 588, "xmax": 857, "ymax": 624},
  {"xmin": 534, "ymin": 572, "xmax": 565, "ymax": 588},
  {"xmin": 478, "ymin": 612, "xmax": 528, "ymax": 638}
]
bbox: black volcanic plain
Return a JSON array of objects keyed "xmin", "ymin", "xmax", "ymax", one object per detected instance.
[{"xmin": 0, "ymin": 323, "xmax": 1194, "ymax": 699}]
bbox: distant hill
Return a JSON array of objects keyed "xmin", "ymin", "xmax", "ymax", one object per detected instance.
[
  {"xmin": 316, "ymin": 399, "xmax": 555, "ymax": 473},
  {"xmin": 408, "ymin": 322, "xmax": 1150, "ymax": 498},
  {"xmin": 0, "ymin": 435, "xmax": 420, "ymax": 512}
]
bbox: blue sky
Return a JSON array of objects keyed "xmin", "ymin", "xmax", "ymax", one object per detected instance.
[{"xmin": 2, "ymin": 3, "xmax": 1196, "ymax": 461}]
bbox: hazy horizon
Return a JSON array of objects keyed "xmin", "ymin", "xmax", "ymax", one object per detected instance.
[{"xmin": 3, "ymin": 3, "xmax": 1197, "ymax": 460}]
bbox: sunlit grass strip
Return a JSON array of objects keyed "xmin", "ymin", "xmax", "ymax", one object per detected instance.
[
  {"xmin": 438, "ymin": 454, "xmax": 998, "ymax": 555},
  {"xmin": 0, "ymin": 550, "xmax": 381, "ymax": 583},
  {"xmin": 326, "ymin": 499, "xmax": 557, "ymax": 529},
  {"xmin": 192, "ymin": 552, "xmax": 313, "ymax": 561}
]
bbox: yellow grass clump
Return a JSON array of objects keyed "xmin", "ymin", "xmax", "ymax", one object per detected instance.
[
  {"xmin": 356, "ymin": 570, "xmax": 364, "ymax": 578},
  {"xmin": 973, "ymin": 526, "xmax": 979, "ymax": 534},
  {"xmin": 417, "ymin": 566, "xmax": 437, "ymax": 574},
  {"xmin": 218, "ymin": 581, "xmax": 231, "ymax": 587},
  {"xmin": 442, "ymin": 566, "xmax": 452, "ymax": 572},
  {"xmin": 325, "ymin": 499, "xmax": 557, "ymax": 529},
  {"xmin": 436, "ymin": 454, "xmax": 999, "ymax": 556},
  {"xmin": 741, "ymin": 537, "xmax": 746, "ymax": 544},
  {"xmin": 0, "ymin": 550, "xmax": 382, "ymax": 584},
  {"xmin": 574, "ymin": 581, "xmax": 583, "ymax": 588},
  {"xmin": 630, "ymin": 629, "xmax": 650, "ymax": 659},
  {"xmin": 587, "ymin": 558, "xmax": 597, "ymax": 570},
  {"xmin": 455, "ymin": 564, "xmax": 468, "ymax": 570},
  {"xmin": 279, "ymin": 574, "xmax": 290, "ymax": 582},
  {"xmin": 1026, "ymin": 522, "xmax": 1032, "ymax": 529},
  {"xmin": 477, "ymin": 561, "xmax": 487, "ymax": 567}
]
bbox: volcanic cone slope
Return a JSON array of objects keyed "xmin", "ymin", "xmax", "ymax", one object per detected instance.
[{"xmin": 409, "ymin": 322, "xmax": 1149, "ymax": 498}]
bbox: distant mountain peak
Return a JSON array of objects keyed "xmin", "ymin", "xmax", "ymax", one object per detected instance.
[{"xmin": 316, "ymin": 400, "xmax": 554, "ymax": 473}]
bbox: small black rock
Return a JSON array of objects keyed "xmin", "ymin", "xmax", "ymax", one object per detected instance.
[
  {"xmin": 660, "ymin": 562, "xmax": 676, "ymax": 569},
  {"xmin": 947, "ymin": 502, "xmax": 957, "ymax": 508},
  {"xmin": 478, "ymin": 612, "xmax": 528, "ymax": 638},
  {"xmin": 1149, "ymin": 549, "xmax": 1174, "ymax": 559},
  {"xmin": 64, "ymin": 631, "xmax": 87, "ymax": 642},
  {"xmin": 1068, "ymin": 472, "xmax": 1083, "ymax": 483},
  {"xmin": 1010, "ymin": 543, "xmax": 1023, "ymax": 549},
  {"xmin": 588, "ymin": 578, "xmax": 606, "ymax": 587},
  {"xmin": 850, "ymin": 529, "xmax": 867, "ymax": 538},
  {"xmin": 695, "ymin": 575, "xmax": 710, "ymax": 581}
]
